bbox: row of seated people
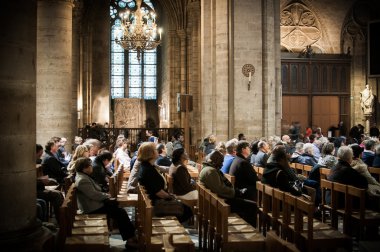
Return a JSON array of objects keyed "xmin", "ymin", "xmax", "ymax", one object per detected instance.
[{"xmin": 44, "ymin": 135, "xmax": 196, "ymax": 250}]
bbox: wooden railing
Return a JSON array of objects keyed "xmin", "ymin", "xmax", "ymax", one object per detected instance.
[{"xmin": 78, "ymin": 127, "xmax": 184, "ymax": 152}]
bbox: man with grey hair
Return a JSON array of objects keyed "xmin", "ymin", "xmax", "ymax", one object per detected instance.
[
  {"xmin": 84, "ymin": 138, "xmax": 101, "ymax": 161},
  {"xmin": 221, "ymin": 138, "xmax": 238, "ymax": 174},
  {"xmin": 290, "ymin": 142, "xmax": 304, "ymax": 163},
  {"xmin": 328, "ymin": 146, "xmax": 368, "ymax": 189},
  {"xmin": 254, "ymin": 141, "xmax": 270, "ymax": 167}
]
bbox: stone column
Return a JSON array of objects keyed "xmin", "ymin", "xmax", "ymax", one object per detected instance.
[
  {"xmin": 72, "ymin": 0, "xmax": 83, "ymax": 136},
  {"xmin": 261, "ymin": 0, "xmax": 281, "ymax": 136},
  {"xmin": 89, "ymin": 0, "xmax": 110, "ymax": 125},
  {"xmin": 37, "ymin": 0, "xmax": 74, "ymax": 146},
  {"xmin": 0, "ymin": 0, "xmax": 53, "ymax": 249},
  {"xmin": 187, "ymin": 0, "xmax": 201, "ymax": 145}
]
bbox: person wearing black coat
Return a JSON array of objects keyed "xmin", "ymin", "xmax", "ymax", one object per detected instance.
[
  {"xmin": 262, "ymin": 145, "xmax": 302, "ymax": 196},
  {"xmin": 328, "ymin": 146, "xmax": 368, "ymax": 189},
  {"xmin": 41, "ymin": 140, "xmax": 67, "ymax": 184},
  {"xmin": 229, "ymin": 140, "xmax": 258, "ymax": 201}
]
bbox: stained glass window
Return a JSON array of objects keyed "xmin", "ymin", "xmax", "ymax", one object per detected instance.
[{"xmin": 110, "ymin": 0, "xmax": 157, "ymax": 100}]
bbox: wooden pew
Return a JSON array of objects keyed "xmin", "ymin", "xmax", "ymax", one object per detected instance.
[
  {"xmin": 137, "ymin": 185, "xmax": 194, "ymax": 252},
  {"xmin": 346, "ymin": 185, "xmax": 380, "ymax": 240},
  {"xmin": 368, "ymin": 167, "xmax": 380, "ymax": 183},
  {"xmin": 319, "ymin": 167, "xmax": 330, "ymax": 180},
  {"xmin": 215, "ymin": 193, "xmax": 265, "ymax": 251},
  {"xmin": 59, "ymin": 184, "xmax": 109, "ymax": 252},
  {"xmin": 109, "ymin": 167, "xmax": 138, "ymax": 207},
  {"xmin": 302, "ymin": 165, "xmax": 312, "ymax": 177},
  {"xmin": 223, "ymin": 173, "xmax": 235, "ymax": 187},
  {"xmin": 294, "ymin": 196, "xmax": 351, "ymax": 252}
]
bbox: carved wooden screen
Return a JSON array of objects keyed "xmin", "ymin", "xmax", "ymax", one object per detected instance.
[{"xmin": 281, "ymin": 54, "xmax": 351, "ymax": 134}]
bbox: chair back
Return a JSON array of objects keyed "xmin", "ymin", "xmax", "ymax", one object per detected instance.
[{"xmin": 223, "ymin": 173, "xmax": 235, "ymax": 187}]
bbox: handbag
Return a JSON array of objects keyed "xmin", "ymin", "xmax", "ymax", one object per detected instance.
[
  {"xmin": 276, "ymin": 169, "xmax": 303, "ymax": 196},
  {"xmin": 154, "ymin": 198, "xmax": 184, "ymax": 217}
]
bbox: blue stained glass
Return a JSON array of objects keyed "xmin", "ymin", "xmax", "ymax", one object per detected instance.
[
  {"xmin": 144, "ymin": 76, "xmax": 155, "ymax": 87},
  {"xmin": 129, "ymin": 65, "xmax": 141, "ymax": 75},
  {"xmin": 111, "ymin": 88, "xmax": 124, "ymax": 98},
  {"xmin": 144, "ymin": 65, "xmax": 156, "ymax": 75},
  {"xmin": 144, "ymin": 0, "xmax": 154, "ymax": 10},
  {"xmin": 144, "ymin": 53, "xmax": 156, "ymax": 64},
  {"xmin": 118, "ymin": 1, "xmax": 127, "ymax": 8},
  {"xmin": 129, "ymin": 88, "xmax": 142, "ymax": 98},
  {"xmin": 127, "ymin": 1, "xmax": 136, "ymax": 8},
  {"xmin": 111, "ymin": 52, "xmax": 124, "ymax": 64},
  {"xmin": 144, "ymin": 88, "xmax": 156, "ymax": 99},
  {"xmin": 111, "ymin": 64, "xmax": 124, "ymax": 75},
  {"xmin": 111, "ymin": 76, "xmax": 124, "ymax": 87},
  {"xmin": 129, "ymin": 76, "xmax": 141, "ymax": 87}
]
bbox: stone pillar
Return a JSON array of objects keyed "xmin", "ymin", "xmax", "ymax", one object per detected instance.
[
  {"xmin": 72, "ymin": 0, "xmax": 83, "ymax": 136},
  {"xmin": 261, "ymin": 0, "xmax": 281, "ymax": 136},
  {"xmin": 187, "ymin": 0, "xmax": 201, "ymax": 145},
  {"xmin": 37, "ymin": 0, "xmax": 74, "ymax": 146},
  {"xmin": 89, "ymin": 0, "xmax": 110, "ymax": 125},
  {"xmin": 0, "ymin": 0, "xmax": 53, "ymax": 249}
]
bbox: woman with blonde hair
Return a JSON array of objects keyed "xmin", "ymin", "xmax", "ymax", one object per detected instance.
[
  {"xmin": 67, "ymin": 145, "xmax": 90, "ymax": 174},
  {"xmin": 138, "ymin": 142, "xmax": 192, "ymax": 223}
]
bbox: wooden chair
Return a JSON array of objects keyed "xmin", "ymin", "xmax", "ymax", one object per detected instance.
[
  {"xmin": 368, "ymin": 167, "xmax": 380, "ymax": 183},
  {"xmin": 294, "ymin": 196, "xmax": 351, "ymax": 252},
  {"xmin": 223, "ymin": 173, "xmax": 235, "ymax": 187},
  {"xmin": 263, "ymin": 184, "xmax": 274, "ymax": 235},
  {"xmin": 331, "ymin": 182, "xmax": 348, "ymax": 233},
  {"xmin": 319, "ymin": 167, "xmax": 330, "ymax": 180},
  {"xmin": 346, "ymin": 185, "xmax": 380, "ymax": 240},
  {"xmin": 195, "ymin": 182, "xmax": 204, "ymax": 250},
  {"xmin": 215, "ymin": 196, "xmax": 265, "ymax": 252},
  {"xmin": 138, "ymin": 186, "xmax": 194, "ymax": 252},
  {"xmin": 256, "ymin": 181, "xmax": 265, "ymax": 232},
  {"xmin": 196, "ymin": 182, "xmax": 210, "ymax": 250},
  {"xmin": 109, "ymin": 168, "xmax": 138, "ymax": 208},
  {"xmin": 59, "ymin": 185, "xmax": 109, "ymax": 252},
  {"xmin": 302, "ymin": 165, "xmax": 312, "ymax": 177},
  {"xmin": 166, "ymin": 174, "xmax": 174, "ymax": 194},
  {"xmin": 283, "ymin": 192, "xmax": 297, "ymax": 242},
  {"xmin": 272, "ymin": 188, "xmax": 286, "ymax": 237},
  {"xmin": 253, "ymin": 166, "xmax": 264, "ymax": 180},
  {"xmin": 265, "ymin": 230, "xmax": 301, "ymax": 252},
  {"xmin": 320, "ymin": 179, "xmax": 333, "ymax": 224},
  {"xmin": 294, "ymin": 163, "xmax": 303, "ymax": 175}
]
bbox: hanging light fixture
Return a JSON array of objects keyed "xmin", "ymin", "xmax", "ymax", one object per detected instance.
[{"xmin": 115, "ymin": 0, "xmax": 162, "ymax": 61}]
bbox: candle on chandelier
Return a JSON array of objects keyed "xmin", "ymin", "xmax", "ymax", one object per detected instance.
[{"xmin": 248, "ymin": 71, "xmax": 251, "ymax": 82}]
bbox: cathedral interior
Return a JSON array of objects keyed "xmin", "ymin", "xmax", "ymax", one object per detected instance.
[{"xmin": 1, "ymin": 0, "xmax": 380, "ymax": 250}]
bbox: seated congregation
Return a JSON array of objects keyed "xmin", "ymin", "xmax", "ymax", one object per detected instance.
[{"xmin": 36, "ymin": 128, "xmax": 380, "ymax": 251}]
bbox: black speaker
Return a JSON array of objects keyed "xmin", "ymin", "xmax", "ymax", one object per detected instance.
[{"xmin": 368, "ymin": 20, "xmax": 380, "ymax": 77}]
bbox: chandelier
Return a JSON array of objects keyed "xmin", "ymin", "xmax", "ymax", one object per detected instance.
[{"xmin": 115, "ymin": 0, "xmax": 161, "ymax": 61}]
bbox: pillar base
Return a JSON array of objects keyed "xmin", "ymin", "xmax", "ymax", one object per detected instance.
[{"xmin": 0, "ymin": 221, "xmax": 55, "ymax": 251}]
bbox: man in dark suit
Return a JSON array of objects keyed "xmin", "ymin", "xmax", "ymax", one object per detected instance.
[{"xmin": 41, "ymin": 139, "xmax": 67, "ymax": 184}]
